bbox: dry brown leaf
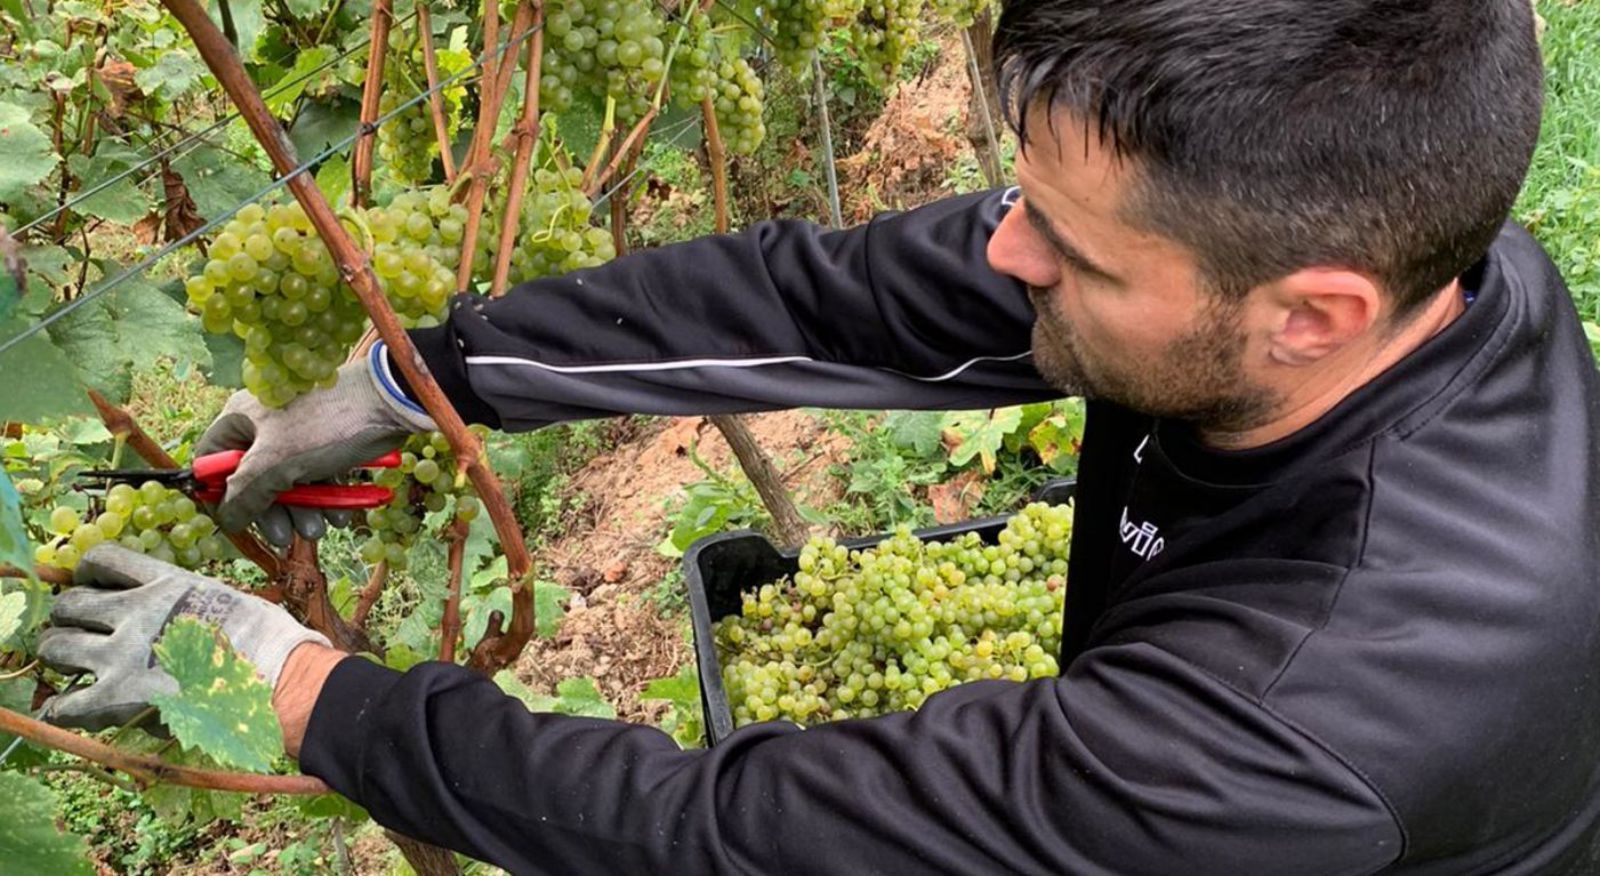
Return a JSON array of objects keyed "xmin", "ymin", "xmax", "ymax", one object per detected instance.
[
  {"xmin": 159, "ymin": 160, "xmax": 205, "ymax": 242},
  {"xmin": 928, "ymin": 470, "xmax": 988, "ymax": 524}
]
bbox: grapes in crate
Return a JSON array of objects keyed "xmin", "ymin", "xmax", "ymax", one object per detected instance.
[{"xmin": 714, "ymin": 502, "xmax": 1071, "ymax": 728}]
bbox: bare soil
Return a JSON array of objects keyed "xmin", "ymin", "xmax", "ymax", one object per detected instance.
[{"xmin": 508, "ymin": 410, "xmax": 850, "ymax": 724}]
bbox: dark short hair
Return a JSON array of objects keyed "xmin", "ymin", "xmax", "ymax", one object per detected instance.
[{"xmin": 994, "ymin": 0, "xmax": 1545, "ymax": 318}]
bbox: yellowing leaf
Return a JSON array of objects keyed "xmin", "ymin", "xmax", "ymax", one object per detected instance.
[{"xmin": 149, "ymin": 618, "xmax": 283, "ymax": 773}]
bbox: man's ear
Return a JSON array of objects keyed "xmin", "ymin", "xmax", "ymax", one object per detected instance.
[{"xmin": 1259, "ymin": 269, "xmax": 1383, "ymax": 367}]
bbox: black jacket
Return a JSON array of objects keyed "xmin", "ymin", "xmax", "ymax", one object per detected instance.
[{"xmin": 301, "ymin": 189, "xmax": 1600, "ymax": 874}]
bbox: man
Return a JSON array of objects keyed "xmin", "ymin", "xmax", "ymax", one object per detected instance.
[{"xmin": 38, "ymin": 0, "xmax": 1600, "ymax": 872}]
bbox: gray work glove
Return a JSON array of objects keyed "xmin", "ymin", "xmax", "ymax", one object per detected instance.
[
  {"xmin": 36, "ymin": 544, "xmax": 333, "ymax": 732},
  {"xmin": 196, "ymin": 342, "xmax": 434, "ymax": 544}
]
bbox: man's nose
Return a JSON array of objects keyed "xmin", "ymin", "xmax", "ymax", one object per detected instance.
[{"xmin": 986, "ymin": 198, "xmax": 1059, "ymax": 290}]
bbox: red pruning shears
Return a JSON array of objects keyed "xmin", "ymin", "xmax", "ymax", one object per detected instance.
[{"xmin": 79, "ymin": 450, "xmax": 404, "ymax": 508}]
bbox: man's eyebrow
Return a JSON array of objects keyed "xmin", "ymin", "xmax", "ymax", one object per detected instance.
[{"xmin": 1023, "ymin": 199, "xmax": 1120, "ymax": 283}]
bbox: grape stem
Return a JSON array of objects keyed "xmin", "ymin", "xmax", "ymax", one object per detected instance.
[
  {"xmin": 162, "ymin": 0, "xmax": 537, "ymax": 674},
  {"xmin": 453, "ymin": 0, "xmax": 537, "ymax": 294},
  {"xmin": 582, "ymin": 107, "xmax": 658, "ymax": 199},
  {"xmin": 417, "ymin": 2, "xmax": 459, "ymax": 183},
  {"xmin": 438, "ymin": 519, "xmax": 470, "ymax": 662},
  {"xmin": 0, "ymin": 564, "xmax": 72, "ymax": 586},
  {"xmin": 490, "ymin": 0, "xmax": 545, "ymax": 298},
  {"xmin": 352, "ymin": 560, "xmax": 388, "ymax": 629},
  {"xmin": 0, "ymin": 706, "xmax": 331, "ymax": 794},
  {"xmin": 352, "ymin": 0, "xmax": 396, "ymax": 208}
]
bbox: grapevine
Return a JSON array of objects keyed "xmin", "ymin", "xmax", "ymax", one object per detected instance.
[{"xmin": 715, "ymin": 502, "xmax": 1070, "ymax": 727}]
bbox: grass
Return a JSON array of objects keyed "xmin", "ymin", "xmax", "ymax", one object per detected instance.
[{"xmin": 1521, "ymin": 0, "xmax": 1600, "ymax": 319}]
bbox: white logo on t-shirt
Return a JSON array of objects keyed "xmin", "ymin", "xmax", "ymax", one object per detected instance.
[{"xmin": 1120, "ymin": 507, "xmax": 1165, "ymax": 560}]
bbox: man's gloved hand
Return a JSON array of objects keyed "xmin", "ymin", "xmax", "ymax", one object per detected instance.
[
  {"xmin": 36, "ymin": 544, "xmax": 334, "ymax": 732},
  {"xmin": 196, "ymin": 342, "xmax": 434, "ymax": 544}
]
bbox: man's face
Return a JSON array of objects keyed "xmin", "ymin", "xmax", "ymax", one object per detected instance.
[{"xmin": 987, "ymin": 117, "xmax": 1279, "ymax": 433}]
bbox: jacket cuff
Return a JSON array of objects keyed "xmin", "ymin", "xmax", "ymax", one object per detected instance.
[
  {"xmin": 299, "ymin": 656, "xmax": 404, "ymax": 800},
  {"xmin": 392, "ymin": 306, "xmax": 503, "ymax": 428}
]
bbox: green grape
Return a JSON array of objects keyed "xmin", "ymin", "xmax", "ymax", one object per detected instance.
[
  {"xmin": 715, "ymin": 503, "xmax": 1072, "ymax": 729},
  {"xmin": 48, "ymin": 506, "xmax": 80, "ymax": 535},
  {"xmin": 359, "ymin": 430, "xmax": 481, "ymax": 561}
]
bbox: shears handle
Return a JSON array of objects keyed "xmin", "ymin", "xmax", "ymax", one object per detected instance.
[{"xmin": 190, "ymin": 449, "xmax": 403, "ymax": 508}]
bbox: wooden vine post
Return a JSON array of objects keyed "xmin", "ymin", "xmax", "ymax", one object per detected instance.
[
  {"xmin": 960, "ymin": 8, "xmax": 1005, "ymax": 189},
  {"xmin": 160, "ymin": 0, "xmax": 538, "ymax": 673},
  {"xmin": 351, "ymin": 0, "xmax": 396, "ymax": 207},
  {"xmin": 699, "ymin": 97, "xmax": 811, "ymax": 550}
]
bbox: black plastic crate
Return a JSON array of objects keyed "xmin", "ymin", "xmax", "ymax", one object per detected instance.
[{"xmin": 684, "ymin": 479, "xmax": 1076, "ymax": 746}]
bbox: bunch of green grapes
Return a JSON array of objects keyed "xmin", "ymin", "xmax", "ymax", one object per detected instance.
[
  {"xmin": 538, "ymin": 0, "xmax": 668, "ymax": 125},
  {"xmin": 186, "ymin": 202, "xmax": 369, "ymax": 409},
  {"xmin": 714, "ymin": 502, "xmax": 1071, "ymax": 727},
  {"xmin": 850, "ymin": 0, "xmax": 925, "ymax": 87},
  {"xmin": 377, "ymin": 30, "xmax": 466, "ymax": 185},
  {"xmin": 357, "ymin": 430, "xmax": 483, "ymax": 571},
  {"xmin": 823, "ymin": 0, "xmax": 864, "ymax": 19},
  {"xmin": 472, "ymin": 164, "xmax": 615, "ymax": 286},
  {"xmin": 928, "ymin": 0, "xmax": 986, "ymax": 28},
  {"xmin": 36, "ymin": 483, "xmax": 227, "ymax": 572},
  {"xmin": 665, "ymin": 11, "xmax": 719, "ymax": 106},
  {"xmin": 664, "ymin": 13, "xmax": 764, "ymax": 154},
  {"xmin": 710, "ymin": 56, "xmax": 767, "ymax": 155},
  {"xmin": 366, "ymin": 186, "xmax": 463, "ymax": 327},
  {"xmin": 763, "ymin": 0, "xmax": 828, "ymax": 71}
]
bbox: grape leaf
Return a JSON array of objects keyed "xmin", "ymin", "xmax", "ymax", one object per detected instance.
[
  {"xmin": 287, "ymin": 97, "xmax": 361, "ymax": 159},
  {"xmin": 884, "ymin": 410, "xmax": 945, "ymax": 457},
  {"xmin": 170, "ymin": 148, "xmax": 271, "ymax": 223},
  {"xmin": 0, "ymin": 318, "xmax": 92, "ymax": 421},
  {"xmin": 48, "ymin": 278, "xmax": 210, "ymax": 403},
  {"xmin": 148, "ymin": 618, "xmax": 284, "ymax": 773},
  {"xmin": 210, "ymin": 0, "xmax": 266, "ymax": 62},
  {"xmin": 543, "ymin": 677, "xmax": 615, "ymax": 718},
  {"xmin": 534, "ymin": 580, "xmax": 570, "ymax": 638},
  {"xmin": 283, "ymin": 0, "xmax": 328, "ymax": 20},
  {"xmin": 641, "ymin": 666, "xmax": 700, "ymax": 708},
  {"xmin": 66, "ymin": 148, "xmax": 152, "ymax": 224},
  {"xmin": 463, "ymin": 585, "xmax": 512, "ymax": 649},
  {"xmin": 314, "ymin": 153, "xmax": 350, "ymax": 205},
  {"xmin": 0, "ymin": 467, "xmax": 32, "ymax": 576},
  {"xmin": 0, "ymin": 591, "xmax": 25, "ymax": 644},
  {"xmin": 0, "ymin": 102, "xmax": 57, "ymax": 202},
  {"xmin": 498, "ymin": 674, "xmax": 617, "ymax": 719},
  {"xmin": 0, "ymin": 772, "xmax": 93, "ymax": 875},
  {"xmin": 134, "ymin": 50, "xmax": 205, "ymax": 101},
  {"xmin": 263, "ymin": 46, "xmax": 335, "ymax": 114},
  {"xmin": 942, "ymin": 407, "xmax": 1025, "ymax": 475}
]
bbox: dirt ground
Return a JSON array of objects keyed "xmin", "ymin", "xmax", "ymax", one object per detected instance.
[{"xmin": 508, "ymin": 410, "xmax": 851, "ymax": 724}]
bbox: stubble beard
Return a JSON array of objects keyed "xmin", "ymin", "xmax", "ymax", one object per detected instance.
[{"xmin": 1028, "ymin": 286, "xmax": 1279, "ymax": 434}]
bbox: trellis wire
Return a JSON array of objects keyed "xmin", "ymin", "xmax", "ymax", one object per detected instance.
[
  {"xmin": 12, "ymin": 8, "xmax": 423, "ymax": 240},
  {"xmin": 0, "ymin": 18, "xmax": 544, "ymax": 359}
]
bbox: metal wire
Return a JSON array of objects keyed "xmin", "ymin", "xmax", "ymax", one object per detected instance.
[
  {"xmin": 12, "ymin": 8, "xmax": 423, "ymax": 239},
  {"xmin": 0, "ymin": 19, "xmax": 544, "ymax": 359}
]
